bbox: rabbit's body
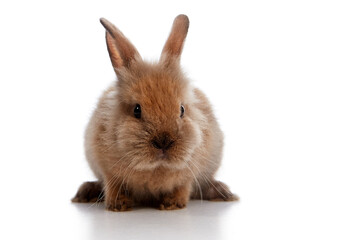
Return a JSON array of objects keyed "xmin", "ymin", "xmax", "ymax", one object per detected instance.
[{"xmin": 72, "ymin": 15, "xmax": 237, "ymax": 211}]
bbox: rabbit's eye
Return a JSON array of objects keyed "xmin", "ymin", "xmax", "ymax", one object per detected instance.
[
  {"xmin": 180, "ymin": 105, "xmax": 185, "ymax": 118},
  {"xmin": 134, "ymin": 104, "xmax": 141, "ymax": 119}
]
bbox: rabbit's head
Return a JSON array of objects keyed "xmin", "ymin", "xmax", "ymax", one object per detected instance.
[{"xmin": 100, "ymin": 15, "xmax": 205, "ymax": 171}]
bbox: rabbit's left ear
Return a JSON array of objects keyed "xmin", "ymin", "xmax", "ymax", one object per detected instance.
[
  {"xmin": 100, "ymin": 18, "xmax": 140, "ymax": 70},
  {"xmin": 160, "ymin": 14, "xmax": 189, "ymax": 64}
]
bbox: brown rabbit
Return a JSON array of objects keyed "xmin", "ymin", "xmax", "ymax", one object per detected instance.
[{"xmin": 72, "ymin": 14, "xmax": 238, "ymax": 211}]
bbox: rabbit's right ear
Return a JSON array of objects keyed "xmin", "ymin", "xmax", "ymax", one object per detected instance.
[{"xmin": 100, "ymin": 18, "xmax": 140, "ymax": 70}]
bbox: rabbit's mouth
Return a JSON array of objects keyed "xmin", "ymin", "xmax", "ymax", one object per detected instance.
[
  {"xmin": 157, "ymin": 151, "xmax": 169, "ymax": 159},
  {"xmin": 154, "ymin": 148, "xmax": 177, "ymax": 162},
  {"xmin": 131, "ymin": 148, "xmax": 189, "ymax": 171},
  {"xmin": 134, "ymin": 157, "xmax": 187, "ymax": 171}
]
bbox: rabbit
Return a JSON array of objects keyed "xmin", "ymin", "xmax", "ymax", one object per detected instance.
[{"xmin": 72, "ymin": 14, "xmax": 238, "ymax": 211}]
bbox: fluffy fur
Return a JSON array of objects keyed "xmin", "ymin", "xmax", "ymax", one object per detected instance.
[{"xmin": 72, "ymin": 15, "xmax": 238, "ymax": 211}]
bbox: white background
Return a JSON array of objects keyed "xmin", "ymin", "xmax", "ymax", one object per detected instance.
[{"xmin": 0, "ymin": 0, "xmax": 359, "ymax": 239}]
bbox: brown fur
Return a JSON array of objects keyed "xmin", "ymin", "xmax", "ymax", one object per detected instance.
[
  {"xmin": 71, "ymin": 181, "xmax": 103, "ymax": 203},
  {"xmin": 73, "ymin": 15, "xmax": 238, "ymax": 211}
]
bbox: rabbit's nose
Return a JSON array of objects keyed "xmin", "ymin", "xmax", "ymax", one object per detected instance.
[{"xmin": 151, "ymin": 132, "xmax": 175, "ymax": 151}]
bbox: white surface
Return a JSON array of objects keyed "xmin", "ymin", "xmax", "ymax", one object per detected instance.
[{"xmin": 1, "ymin": 0, "xmax": 360, "ymax": 239}]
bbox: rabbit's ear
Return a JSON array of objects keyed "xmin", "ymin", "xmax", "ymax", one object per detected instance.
[
  {"xmin": 100, "ymin": 18, "xmax": 140, "ymax": 69},
  {"xmin": 160, "ymin": 14, "xmax": 189, "ymax": 64}
]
